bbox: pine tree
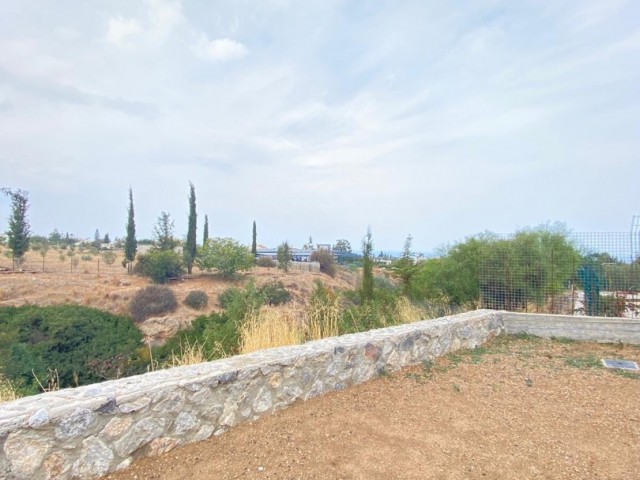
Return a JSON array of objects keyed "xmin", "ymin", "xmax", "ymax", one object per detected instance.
[
  {"xmin": 251, "ymin": 220, "xmax": 257, "ymax": 257},
  {"xmin": 153, "ymin": 212, "xmax": 177, "ymax": 251},
  {"xmin": 184, "ymin": 182, "xmax": 197, "ymax": 274},
  {"xmin": 124, "ymin": 188, "xmax": 137, "ymax": 274},
  {"xmin": 1, "ymin": 188, "xmax": 30, "ymax": 270},
  {"xmin": 277, "ymin": 241, "xmax": 292, "ymax": 272},
  {"xmin": 203, "ymin": 215, "xmax": 209, "ymax": 246},
  {"xmin": 361, "ymin": 227, "xmax": 374, "ymax": 303}
]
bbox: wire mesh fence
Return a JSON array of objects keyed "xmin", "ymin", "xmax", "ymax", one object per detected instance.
[{"xmin": 479, "ymin": 222, "xmax": 640, "ymax": 318}]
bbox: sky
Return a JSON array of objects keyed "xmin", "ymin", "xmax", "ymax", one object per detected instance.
[{"xmin": 0, "ymin": 0, "xmax": 639, "ymax": 252}]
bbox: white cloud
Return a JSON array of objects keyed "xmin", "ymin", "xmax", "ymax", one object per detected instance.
[
  {"xmin": 196, "ymin": 37, "xmax": 248, "ymax": 62},
  {"xmin": 106, "ymin": 1, "xmax": 183, "ymax": 48},
  {"xmin": 145, "ymin": 0, "xmax": 183, "ymax": 41},
  {"xmin": 105, "ymin": 17, "xmax": 142, "ymax": 47}
]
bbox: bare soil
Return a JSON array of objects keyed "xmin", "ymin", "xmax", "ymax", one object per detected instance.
[
  {"xmin": 0, "ymin": 248, "xmax": 357, "ymax": 343},
  {"xmin": 104, "ymin": 337, "xmax": 640, "ymax": 480}
]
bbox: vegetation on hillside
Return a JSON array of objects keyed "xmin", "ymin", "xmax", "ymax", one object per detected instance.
[{"xmin": 0, "ymin": 305, "xmax": 143, "ymax": 396}]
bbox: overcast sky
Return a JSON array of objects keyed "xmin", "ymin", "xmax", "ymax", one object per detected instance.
[{"xmin": 0, "ymin": 0, "xmax": 638, "ymax": 252}]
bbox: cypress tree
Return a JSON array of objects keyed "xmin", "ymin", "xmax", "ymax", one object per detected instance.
[
  {"xmin": 361, "ymin": 227, "xmax": 374, "ymax": 303},
  {"xmin": 124, "ymin": 188, "xmax": 137, "ymax": 274},
  {"xmin": 203, "ymin": 215, "xmax": 209, "ymax": 246},
  {"xmin": 251, "ymin": 220, "xmax": 257, "ymax": 257},
  {"xmin": 184, "ymin": 182, "xmax": 197, "ymax": 274}
]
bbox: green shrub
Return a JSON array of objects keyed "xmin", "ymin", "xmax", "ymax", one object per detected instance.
[
  {"xmin": 135, "ymin": 250, "xmax": 184, "ymax": 284},
  {"xmin": 310, "ymin": 250, "xmax": 337, "ymax": 277},
  {"xmin": 81, "ymin": 254, "xmax": 93, "ymax": 261},
  {"xmin": 218, "ymin": 282, "xmax": 264, "ymax": 323},
  {"xmin": 0, "ymin": 305, "xmax": 143, "ymax": 393},
  {"xmin": 101, "ymin": 250, "xmax": 116, "ymax": 266},
  {"xmin": 184, "ymin": 290, "xmax": 209, "ymax": 310},
  {"xmin": 260, "ymin": 280, "xmax": 291, "ymax": 305},
  {"xmin": 196, "ymin": 238, "xmax": 254, "ymax": 278},
  {"xmin": 256, "ymin": 256, "xmax": 276, "ymax": 268},
  {"xmin": 130, "ymin": 285, "xmax": 178, "ymax": 322},
  {"xmin": 155, "ymin": 311, "xmax": 239, "ymax": 362},
  {"xmin": 218, "ymin": 280, "xmax": 291, "ymax": 321}
]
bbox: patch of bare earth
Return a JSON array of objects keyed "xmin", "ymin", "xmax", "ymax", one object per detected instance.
[
  {"xmin": 103, "ymin": 337, "xmax": 640, "ymax": 480},
  {"xmin": 0, "ymin": 248, "xmax": 356, "ymax": 343}
]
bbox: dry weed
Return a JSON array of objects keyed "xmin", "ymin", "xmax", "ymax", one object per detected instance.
[
  {"xmin": 240, "ymin": 307, "xmax": 305, "ymax": 354},
  {"xmin": 306, "ymin": 298, "xmax": 340, "ymax": 340},
  {"xmin": 0, "ymin": 372, "xmax": 20, "ymax": 403},
  {"xmin": 161, "ymin": 338, "xmax": 228, "ymax": 369},
  {"xmin": 395, "ymin": 297, "xmax": 428, "ymax": 324},
  {"xmin": 32, "ymin": 368, "xmax": 60, "ymax": 393}
]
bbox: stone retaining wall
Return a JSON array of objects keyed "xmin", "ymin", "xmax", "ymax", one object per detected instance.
[
  {"xmin": 0, "ymin": 310, "xmax": 503, "ymax": 479},
  {"xmin": 502, "ymin": 312, "xmax": 640, "ymax": 344}
]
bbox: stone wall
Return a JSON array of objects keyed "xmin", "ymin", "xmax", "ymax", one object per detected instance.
[
  {"xmin": 502, "ymin": 312, "xmax": 640, "ymax": 344},
  {"xmin": 0, "ymin": 310, "xmax": 502, "ymax": 479}
]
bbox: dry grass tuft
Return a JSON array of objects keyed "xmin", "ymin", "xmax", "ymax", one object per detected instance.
[
  {"xmin": 0, "ymin": 372, "xmax": 20, "ymax": 403},
  {"xmin": 306, "ymin": 297, "xmax": 340, "ymax": 340},
  {"xmin": 163, "ymin": 338, "xmax": 216, "ymax": 368},
  {"xmin": 395, "ymin": 297, "xmax": 429, "ymax": 324},
  {"xmin": 240, "ymin": 307, "xmax": 305, "ymax": 354}
]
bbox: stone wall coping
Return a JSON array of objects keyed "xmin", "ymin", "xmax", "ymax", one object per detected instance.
[{"xmin": 502, "ymin": 312, "xmax": 640, "ymax": 325}]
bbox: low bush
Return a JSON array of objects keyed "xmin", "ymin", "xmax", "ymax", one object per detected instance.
[
  {"xmin": 218, "ymin": 281, "xmax": 264, "ymax": 323},
  {"xmin": 101, "ymin": 250, "xmax": 116, "ymax": 266},
  {"xmin": 184, "ymin": 290, "xmax": 209, "ymax": 310},
  {"xmin": 256, "ymin": 256, "xmax": 276, "ymax": 268},
  {"xmin": 155, "ymin": 312, "xmax": 239, "ymax": 363},
  {"xmin": 261, "ymin": 280, "xmax": 291, "ymax": 305},
  {"xmin": 130, "ymin": 285, "xmax": 178, "ymax": 322},
  {"xmin": 135, "ymin": 250, "xmax": 184, "ymax": 284}
]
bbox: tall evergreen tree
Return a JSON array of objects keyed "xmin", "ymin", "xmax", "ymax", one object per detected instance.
[
  {"xmin": 1, "ymin": 188, "xmax": 30, "ymax": 270},
  {"xmin": 184, "ymin": 182, "xmax": 197, "ymax": 274},
  {"xmin": 203, "ymin": 215, "xmax": 209, "ymax": 246},
  {"xmin": 251, "ymin": 220, "xmax": 257, "ymax": 257},
  {"xmin": 361, "ymin": 227, "xmax": 374, "ymax": 303},
  {"xmin": 124, "ymin": 188, "xmax": 137, "ymax": 274}
]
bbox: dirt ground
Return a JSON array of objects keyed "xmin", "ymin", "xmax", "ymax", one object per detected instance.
[
  {"xmin": 103, "ymin": 337, "xmax": 640, "ymax": 480},
  {"xmin": 0, "ymin": 248, "xmax": 356, "ymax": 343}
]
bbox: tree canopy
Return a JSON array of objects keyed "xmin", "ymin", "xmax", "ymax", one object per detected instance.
[{"xmin": 196, "ymin": 237, "xmax": 254, "ymax": 278}]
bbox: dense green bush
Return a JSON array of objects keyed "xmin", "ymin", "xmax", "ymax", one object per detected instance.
[
  {"xmin": 218, "ymin": 281, "xmax": 265, "ymax": 323},
  {"xmin": 260, "ymin": 280, "xmax": 291, "ymax": 305},
  {"xmin": 0, "ymin": 305, "xmax": 143, "ymax": 394},
  {"xmin": 218, "ymin": 280, "xmax": 291, "ymax": 322},
  {"xmin": 407, "ymin": 227, "xmax": 581, "ymax": 310},
  {"xmin": 184, "ymin": 290, "xmax": 209, "ymax": 310},
  {"xmin": 154, "ymin": 311, "xmax": 239, "ymax": 362},
  {"xmin": 130, "ymin": 285, "xmax": 178, "ymax": 322},
  {"xmin": 135, "ymin": 250, "xmax": 184, "ymax": 284}
]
